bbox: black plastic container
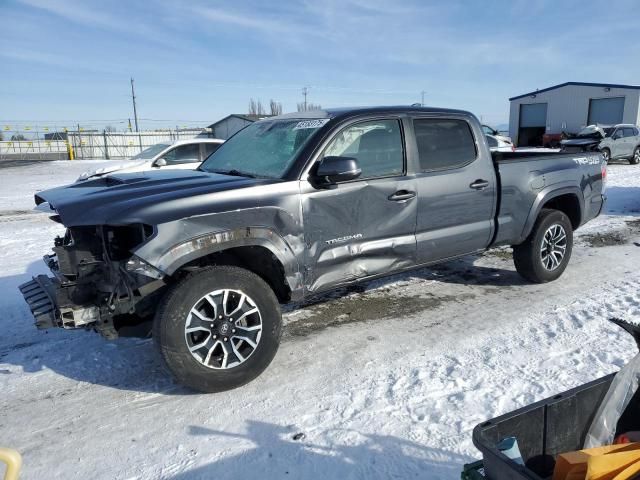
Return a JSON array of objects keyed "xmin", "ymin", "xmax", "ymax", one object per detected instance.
[
  {"xmin": 472, "ymin": 374, "xmax": 615, "ymax": 479},
  {"xmin": 472, "ymin": 319, "xmax": 640, "ymax": 479}
]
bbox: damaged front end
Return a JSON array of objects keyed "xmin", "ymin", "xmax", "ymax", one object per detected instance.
[{"xmin": 19, "ymin": 223, "xmax": 165, "ymax": 339}]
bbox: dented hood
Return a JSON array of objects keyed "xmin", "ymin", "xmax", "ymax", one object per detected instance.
[{"xmin": 35, "ymin": 169, "xmax": 278, "ymax": 226}]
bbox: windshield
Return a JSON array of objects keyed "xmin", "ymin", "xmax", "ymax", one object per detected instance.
[
  {"xmin": 199, "ymin": 119, "xmax": 327, "ymax": 179},
  {"xmin": 130, "ymin": 143, "xmax": 170, "ymax": 160}
]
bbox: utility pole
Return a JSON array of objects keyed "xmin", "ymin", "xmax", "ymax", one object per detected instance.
[
  {"xmin": 421, "ymin": 90, "xmax": 426, "ymax": 107},
  {"xmin": 302, "ymin": 86, "xmax": 309, "ymax": 111},
  {"xmin": 130, "ymin": 77, "xmax": 142, "ymax": 151}
]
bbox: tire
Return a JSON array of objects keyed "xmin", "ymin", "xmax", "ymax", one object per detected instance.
[
  {"xmin": 601, "ymin": 148, "xmax": 611, "ymax": 163},
  {"xmin": 153, "ymin": 266, "xmax": 282, "ymax": 393},
  {"xmin": 630, "ymin": 147, "xmax": 640, "ymax": 165},
  {"xmin": 513, "ymin": 209, "xmax": 573, "ymax": 283}
]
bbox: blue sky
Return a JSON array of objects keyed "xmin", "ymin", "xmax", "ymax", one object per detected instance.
[{"xmin": 1, "ymin": 0, "xmax": 638, "ymax": 132}]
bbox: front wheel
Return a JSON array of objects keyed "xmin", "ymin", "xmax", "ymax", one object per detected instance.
[
  {"xmin": 153, "ymin": 266, "xmax": 282, "ymax": 393},
  {"xmin": 601, "ymin": 148, "xmax": 611, "ymax": 163},
  {"xmin": 513, "ymin": 209, "xmax": 574, "ymax": 283},
  {"xmin": 630, "ymin": 147, "xmax": 640, "ymax": 165}
]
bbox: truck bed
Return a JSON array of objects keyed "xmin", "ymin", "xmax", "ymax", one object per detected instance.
[{"xmin": 490, "ymin": 150, "xmax": 605, "ymax": 247}]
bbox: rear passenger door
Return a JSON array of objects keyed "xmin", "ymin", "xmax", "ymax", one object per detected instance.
[{"xmin": 411, "ymin": 116, "xmax": 496, "ymax": 263}]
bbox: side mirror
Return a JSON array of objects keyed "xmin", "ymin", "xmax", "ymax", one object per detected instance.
[
  {"xmin": 154, "ymin": 158, "xmax": 167, "ymax": 167},
  {"xmin": 312, "ymin": 156, "xmax": 361, "ymax": 186}
]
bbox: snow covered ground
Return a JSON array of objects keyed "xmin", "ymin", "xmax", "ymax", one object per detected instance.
[{"xmin": 1, "ymin": 159, "xmax": 639, "ymax": 479}]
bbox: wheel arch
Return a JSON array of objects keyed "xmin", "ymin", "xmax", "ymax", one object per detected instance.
[
  {"xmin": 522, "ymin": 186, "xmax": 583, "ymax": 240},
  {"xmin": 153, "ymin": 227, "xmax": 304, "ymax": 303}
]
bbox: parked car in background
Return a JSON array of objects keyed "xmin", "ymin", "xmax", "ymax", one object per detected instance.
[
  {"xmin": 482, "ymin": 124, "xmax": 512, "ymax": 144},
  {"xmin": 77, "ymin": 138, "xmax": 224, "ymax": 181},
  {"xmin": 22, "ymin": 106, "xmax": 606, "ymax": 393},
  {"xmin": 598, "ymin": 124, "xmax": 640, "ymax": 164},
  {"xmin": 486, "ymin": 134, "xmax": 514, "ymax": 152},
  {"xmin": 560, "ymin": 124, "xmax": 614, "ymax": 153}
]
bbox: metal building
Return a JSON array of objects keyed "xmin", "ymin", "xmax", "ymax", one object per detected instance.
[
  {"xmin": 208, "ymin": 114, "xmax": 274, "ymax": 140},
  {"xmin": 508, "ymin": 82, "xmax": 640, "ymax": 147}
]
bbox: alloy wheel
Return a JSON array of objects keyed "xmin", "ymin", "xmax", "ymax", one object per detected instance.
[
  {"xmin": 540, "ymin": 224, "xmax": 567, "ymax": 271},
  {"xmin": 184, "ymin": 289, "xmax": 263, "ymax": 369}
]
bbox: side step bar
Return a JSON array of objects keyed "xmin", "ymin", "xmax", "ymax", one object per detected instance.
[{"xmin": 18, "ymin": 275, "xmax": 59, "ymax": 329}]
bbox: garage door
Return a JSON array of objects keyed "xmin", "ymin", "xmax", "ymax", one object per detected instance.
[
  {"xmin": 518, "ymin": 103, "xmax": 547, "ymax": 147},
  {"xmin": 520, "ymin": 103, "xmax": 548, "ymax": 127},
  {"xmin": 588, "ymin": 97, "xmax": 625, "ymax": 125}
]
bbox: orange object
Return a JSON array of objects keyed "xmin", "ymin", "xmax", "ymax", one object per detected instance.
[
  {"xmin": 587, "ymin": 449, "xmax": 640, "ymax": 480},
  {"xmin": 553, "ymin": 443, "xmax": 640, "ymax": 480},
  {"xmin": 612, "ymin": 460, "xmax": 640, "ymax": 480}
]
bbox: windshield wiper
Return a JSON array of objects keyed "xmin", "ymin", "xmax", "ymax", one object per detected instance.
[{"xmin": 208, "ymin": 169, "xmax": 256, "ymax": 178}]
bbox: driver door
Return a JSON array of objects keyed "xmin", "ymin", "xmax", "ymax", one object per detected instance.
[
  {"xmin": 301, "ymin": 118, "xmax": 417, "ymax": 293},
  {"xmin": 610, "ymin": 129, "xmax": 625, "ymax": 158}
]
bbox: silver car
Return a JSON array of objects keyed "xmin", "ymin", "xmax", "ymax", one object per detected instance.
[{"xmin": 598, "ymin": 124, "xmax": 640, "ymax": 164}]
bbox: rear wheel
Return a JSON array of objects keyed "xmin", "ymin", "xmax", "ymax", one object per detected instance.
[
  {"xmin": 513, "ymin": 209, "xmax": 573, "ymax": 283},
  {"xmin": 630, "ymin": 147, "xmax": 640, "ymax": 165},
  {"xmin": 153, "ymin": 266, "xmax": 282, "ymax": 393},
  {"xmin": 601, "ymin": 148, "xmax": 611, "ymax": 163}
]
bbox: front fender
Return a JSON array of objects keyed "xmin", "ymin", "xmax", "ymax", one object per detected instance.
[{"xmin": 133, "ymin": 207, "xmax": 305, "ymax": 298}]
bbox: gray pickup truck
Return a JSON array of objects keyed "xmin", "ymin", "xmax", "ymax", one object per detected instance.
[{"xmin": 20, "ymin": 106, "xmax": 606, "ymax": 392}]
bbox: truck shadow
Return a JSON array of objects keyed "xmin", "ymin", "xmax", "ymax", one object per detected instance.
[
  {"xmin": 165, "ymin": 420, "xmax": 471, "ymax": 479},
  {"xmin": 0, "ymin": 255, "xmax": 523, "ymax": 394}
]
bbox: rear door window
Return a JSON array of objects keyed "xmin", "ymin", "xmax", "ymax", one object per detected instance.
[
  {"xmin": 624, "ymin": 128, "xmax": 636, "ymax": 138},
  {"xmin": 202, "ymin": 142, "xmax": 221, "ymax": 160},
  {"xmin": 413, "ymin": 118, "xmax": 477, "ymax": 171}
]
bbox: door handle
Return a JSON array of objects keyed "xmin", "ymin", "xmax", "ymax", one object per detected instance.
[
  {"xmin": 388, "ymin": 190, "xmax": 416, "ymax": 202},
  {"xmin": 469, "ymin": 179, "xmax": 490, "ymax": 190}
]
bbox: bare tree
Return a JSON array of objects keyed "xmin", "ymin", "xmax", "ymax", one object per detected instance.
[
  {"xmin": 11, "ymin": 134, "xmax": 26, "ymax": 141},
  {"xmin": 104, "ymin": 125, "xmax": 116, "ymax": 132},
  {"xmin": 0, "ymin": 131, "xmax": 3, "ymax": 141},
  {"xmin": 248, "ymin": 98, "xmax": 266, "ymax": 116},
  {"xmin": 269, "ymin": 99, "xmax": 283, "ymax": 116},
  {"xmin": 297, "ymin": 102, "xmax": 322, "ymax": 112}
]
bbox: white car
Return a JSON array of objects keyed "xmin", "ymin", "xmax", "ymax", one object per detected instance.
[
  {"xmin": 482, "ymin": 124, "xmax": 512, "ymax": 144},
  {"xmin": 78, "ymin": 138, "xmax": 224, "ymax": 181},
  {"xmin": 486, "ymin": 134, "xmax": 515, "ymax": 152}
]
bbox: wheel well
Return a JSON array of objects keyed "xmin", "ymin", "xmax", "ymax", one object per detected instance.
[
  {"xmin": 174, "ymin": 246, "xmax": 291, "ymax": 303},
  {"xmin": 541, "ymin": 194, "xmax": 581, "ymax": 229}
]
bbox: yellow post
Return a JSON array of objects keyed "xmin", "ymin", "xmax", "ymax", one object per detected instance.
[
  {"xmin": 0, "ymin": 448, "xmax": 22, "ymax": 480},
  {"xmin": 67, "ymin": 140, "xmax": 75, "ymax": 160}
]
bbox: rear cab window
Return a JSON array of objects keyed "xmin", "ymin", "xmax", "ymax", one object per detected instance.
[{"xmin": 413, "ymin": 118, "xmax": 477, "ymax": 171}]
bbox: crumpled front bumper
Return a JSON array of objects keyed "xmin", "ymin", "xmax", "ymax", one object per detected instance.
[
  {"xmin": 19, "ymin": 274, "xmax": 101, "ymax": 330},
  {"xmin": 18, "ymin": 275, "xmax": 59, "ymax": 329}
]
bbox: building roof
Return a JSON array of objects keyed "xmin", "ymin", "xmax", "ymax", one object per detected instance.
[
  {"xmin": 208, "ymin": 114, "xmax": 275, "ymax": 128},
  {"xmin": 509, "ymin": 82, "xmax": 640, "ymax": 101}
]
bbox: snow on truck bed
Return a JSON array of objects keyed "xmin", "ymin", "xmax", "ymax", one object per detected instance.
[{"xmin": 1, "ymin": 160, "xmax": 639, "ymax": 479}]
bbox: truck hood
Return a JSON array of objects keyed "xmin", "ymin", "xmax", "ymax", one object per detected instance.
[{"xmin": 35, "ymin": 169, "xmax": 279, "ymax": 226}]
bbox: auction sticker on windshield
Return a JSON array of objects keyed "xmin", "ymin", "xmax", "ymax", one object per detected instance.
[{"xmin": 293, "ymin": 119, "xmax": 330, "ymax": 130}]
